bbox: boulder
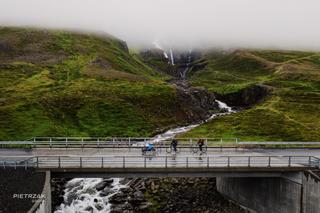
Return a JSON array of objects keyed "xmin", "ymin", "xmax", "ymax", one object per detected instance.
[{"xmin": 94, "ymin": 179, "xmax": 113, "ymax": 191}]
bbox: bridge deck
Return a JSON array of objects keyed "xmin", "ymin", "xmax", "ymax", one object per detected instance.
[{"xmin": 1, "ymin": 146, "xmax": 320, "ymax": 177}]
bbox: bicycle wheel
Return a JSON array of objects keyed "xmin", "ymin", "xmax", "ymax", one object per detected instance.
[
  {"xmin": 201, "ymin": 146, "xmax": 207, "ymax": 154},
  {"xmin": 192, "ymin": 146, "xmax": 198, "ymax": 154},
  {"xmin": 166, "ymin": 147, "xmax": 172, "ymax": 153}
]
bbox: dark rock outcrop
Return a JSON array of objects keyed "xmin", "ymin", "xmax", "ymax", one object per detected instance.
[
  {"xmin": 94, "ymin": 179, "xmax": 113, "ymax": 191},
  {"xmin": 140, "ymin": 48, "xmax": 204, "ymax": 78},
  {"xmin": 173, "ymin": 80, "xmax": 220, "ymax": 123},
  {"xmin": 216, "ymin": 84, "xmax": 271, "ymax": 108},
  {"xmin": 51, "ymin": 178, "xmax": 70, "ymax": 209},
  {"xmin": 114, "ymin": 177, "xmax": 245, "ymax": 213}
]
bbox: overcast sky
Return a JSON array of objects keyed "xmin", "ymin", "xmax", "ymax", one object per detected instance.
[{"xmin": 1, "ymin": 0, "xmax": 320, "ymax": 50}]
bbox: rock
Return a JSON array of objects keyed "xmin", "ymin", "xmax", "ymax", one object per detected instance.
[
  {"xmin": 138, "ymin": 202, "xmax": 150, "ymax": 210},
  {"xmin": 85, "ymin": 206, "xmax": 94, "ymax": 212},
  {"xmin": 109, "ymin": 192, "xmax": 127, "ymax": 204},
  {"xmin": 95, "ymin": 203, "xmax": 104, "ymax": 211},
  {"xmin": 120, "ymin": 187, "xmax": 132, "ymax": 193},
  {"xmin": 110, "ymin": 203, "xmax": 133, "ymax": 213},
  {"xmin": 128, "ymin": 190, "xmax": 145, "ymax": 205},
  {"xmin": 216, "ymin": 84, "xmax": 271, "ymax": 107},
  {"xmin": 119, "ymin": 178, "xmax": 131, "ymax": 185},
  {"xmin": 95, "ymin": 179, "xmax": 113, "ymax": 191}
]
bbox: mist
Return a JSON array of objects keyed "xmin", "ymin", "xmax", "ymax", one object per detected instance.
[{"xmin": 1, "ymin": 0, "xmax": 320, "ymax": 51}]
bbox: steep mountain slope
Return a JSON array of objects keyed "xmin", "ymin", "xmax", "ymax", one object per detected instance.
[
  {"xmin": 182, "ymin": 50, "xmax": 320, "ymax": 141},
  {"xmin": 0, "ymin": 27, "xmax": 216, "ymax": 140}
]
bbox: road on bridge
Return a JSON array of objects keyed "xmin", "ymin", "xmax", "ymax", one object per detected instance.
[{"xmin": 1, "ymin": 148, "xmax": 320, "ymax": 172}]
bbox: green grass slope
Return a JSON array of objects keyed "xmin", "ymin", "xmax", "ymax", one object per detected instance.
[
  {"xmin": 183, "ymin": 49, "xmax": 320, "ymax": 141},
  {"xmin": 0, "ymin": 27, "xmax": 188, "ymax": 140}
]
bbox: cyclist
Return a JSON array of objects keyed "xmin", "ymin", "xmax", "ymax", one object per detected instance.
[
  {"xmin": 171, "ymin": 139, "xmax": 178, "ymax": 152},
  {"xmin": 146, "ymin": 143, "xmax": 155, "ymax": 151},
  {"xmin": 197, "ymin": 138, "xmax": 205, "ymax": 152},
  {"xmin": 142, "ymin": 142, "xmax": 155, "ymax": 154}
]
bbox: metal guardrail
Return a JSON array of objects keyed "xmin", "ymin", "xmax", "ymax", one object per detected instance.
[
  {"xmin": 239, "ymin": 142, "xmax": 320, "ymax": 145},
  {"xmin": 0, "ymin": 137, "xmax": 239, "ymax": 148},
  {"xmin": 2, "ymin": 137, "xmax": 320, "ymax": 148},
  {"xmin": 1, "ymin": 155, "xmax": 320, "ymax": 170}
]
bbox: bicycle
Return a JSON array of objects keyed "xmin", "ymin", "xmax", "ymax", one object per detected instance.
[
  {"xmin": 142, "ymin": 147, "xmax": 157, "ymax": 156},
  {"xmin": 166, "ymin": 146, "xmax": 180, "ymax": 154},
  {"xmin": 191, "ymin": 145, "xmax": 207, "ymax": 155}
]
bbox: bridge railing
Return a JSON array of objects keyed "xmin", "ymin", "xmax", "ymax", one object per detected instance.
[
  {"xmin": 1, "ymin": 155, "xmax": 319, "ymax": 170},
  {"xmin": 0, "ymin": 137, "xmax": 240, "ymax": 148},
  {"xmin": 2, "ymin": 137, "xmax": 320, "ymax": 149}
]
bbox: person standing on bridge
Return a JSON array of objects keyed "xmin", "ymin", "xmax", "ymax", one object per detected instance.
[{"xmin": 171, "ymin": 139, "xmax": 178, "ymax": 152}]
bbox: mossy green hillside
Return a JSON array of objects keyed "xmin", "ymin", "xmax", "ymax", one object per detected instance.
[
  {"xmin": 0, "ymin": 27, "xmax": 184, "ymax": 140},
  {"xmin": 183, "ymin": 50, "xmax": 320, "ymax": 141}
]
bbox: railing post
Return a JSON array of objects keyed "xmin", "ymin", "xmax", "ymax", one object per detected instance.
[
  {"xmin": 308, "ymin": 156, "xmax": 311, "ymax": 165},
  {"xmin": 186, "ymin": 157, "xmax": 189, "ymax": 168},
  {"xmin": 144, "ymin": 157, "xmax": 147, "ymax": 168},
  {"xmin": 165, "ymin": 156, "xmax": 167, "ymax": 168},
  {"xmin": 65, "ymin": 138, "xmax": 68, "ymax": 148},
  {"xmin": 207, "ymin": 157, "xmax": 209, "ymax": 168},
  {"xmin": 288, "ymin": 156, "xmax": 291, "ymax": 167},
  {"xmin": 227, "ymin": 156, "xmax": 230, "ymax": 168},
  {"xmin": 58, "ymin": 156, "xmax": 61, "ymax": 168},
  {"xmin": 129, "ymin": 137, "xmax": 131, "ymax": 151},
  {"xmin": 248, "ymin": 156, "xmax": 251, "ymax": 167},
  {"xmin": 25, "ymin": 160, "xmax": 28, "ymax": 170},
  {"xmin": 50, "ymin": 138, "xmax": 52, "ymax": 148},
  {"xmin": 80, "ymin": 157, "xmax": 82, "ymax": 168},
  {"xmin": 268, "ymin": 156, "xmax": 271, "ymax": 167},
  {"xmin": 101, "ymin": 157, "xmax": 104, "ymax": 168},
  {"xmin": 81, "ymin": 138, "xmax": 84, "ymax": 148},
  {"xmin": 36, "ymin": 157, "xmax": 39, "ymax": 168},
  {"xmin": 97, "ymin": 138, "xmax": 100, "ymax": 148},
  {"xmin": 123, "ymin": 156, "xmax": 125, "ymax": 168}
]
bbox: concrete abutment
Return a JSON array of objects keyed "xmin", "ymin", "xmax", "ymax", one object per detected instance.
[{"xmin": 216, "ymin": 171, "xmax": 320, "ymax": 213}]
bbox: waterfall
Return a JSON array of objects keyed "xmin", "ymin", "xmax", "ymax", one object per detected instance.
[
  {"xmin": 169, "ymin": 49, "xmax": 175, "ymax": 65},
  {"xmin": 152, "ymin": 40, "xmax": 169, "ymax": 59},
  {"xmin": 180, "ymin": 49, "xmax": 192, "ymax": 79}
]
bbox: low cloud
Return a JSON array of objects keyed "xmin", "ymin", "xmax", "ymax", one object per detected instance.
[{"xmin": 1, "ymin": 0, "xmax": 320, "ymax": 51}]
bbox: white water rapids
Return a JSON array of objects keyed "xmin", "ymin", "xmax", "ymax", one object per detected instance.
[{"xmin": 54, "ymin": 100, "xmax": 234, "ymax": 213}]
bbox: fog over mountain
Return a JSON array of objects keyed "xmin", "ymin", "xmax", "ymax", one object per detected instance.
[{"xmin": 1, "ymin": 0, "xmax": 320, "ymax": 50}]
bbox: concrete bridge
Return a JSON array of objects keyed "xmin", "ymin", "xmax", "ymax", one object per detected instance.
[
  {"xmin": 1, "ymin": 138, "xmax": 320, "ymax": 177},
  {"xmin": 2, "ymin": 137, "xmax": 320, "ymax": 213}
]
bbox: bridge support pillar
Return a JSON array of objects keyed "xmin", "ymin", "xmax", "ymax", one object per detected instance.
[{"xmin": 216, "ymin": 171, "xmax": 320, "ymax": 213}]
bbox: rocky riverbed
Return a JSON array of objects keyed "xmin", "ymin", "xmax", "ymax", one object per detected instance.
[{"xmin": 52, "ymin": 177, "xmax": 245, "ymax": 213}]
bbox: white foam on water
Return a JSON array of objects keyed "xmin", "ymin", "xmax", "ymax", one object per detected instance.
[{"xmin": 54, "ymin": 178, "xmax": 128, "ymax": 213}]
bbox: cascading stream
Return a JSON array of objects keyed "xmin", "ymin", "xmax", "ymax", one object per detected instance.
[
  {"xmin": 180, "ymin": 49, "xmax": 192, "ymax": 79},
  {"xmin": 54, "ymin": 100, "xmax": 235, "ymax": 213}
]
